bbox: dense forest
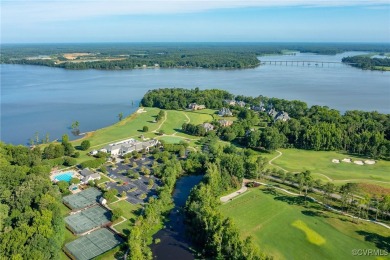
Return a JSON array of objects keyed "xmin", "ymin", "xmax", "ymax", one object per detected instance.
[
  {"xmin": 342, "ymin": 55, "xmax": 390, "ymax": 70},
  {"xmin": 2, "ymin": 43, "xmax": 390, "ymax": 70},
  {"xmin": 0, "ymin": 143, "xmax": 65, "ymax": 259},
  {"xmin": 142, "ymin": 88, "xmax": 390, "ymax": 159}
]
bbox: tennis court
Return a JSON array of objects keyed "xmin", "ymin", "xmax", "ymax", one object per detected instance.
[
  {"xmin": 64, "ymin": 228, "xmax": 122, "ymax": 260},
  {"xmin": 63, "ymin": 188, "xmax": 102, "ymax": 210},
  {"xmin": 65, "ymin": 206, "xmax": 112, "ymax": 235}
]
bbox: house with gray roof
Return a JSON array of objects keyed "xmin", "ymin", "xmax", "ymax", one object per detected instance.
[
  {"xmin": 80, "ymin": 168, "xmax": 101, "ymax": 184},
  {"xmin": 275, "ymin": 111, "xmax": 290, "ymax": 122},
  {"xmin": 268, "ymin": 108, "xmax": 291, "ymax": 122},
  {"xmin": 237, "ymin": 101, "xmax": 246, "ymax": 107},
  {"xmin": 218, "ymin": 107, "xmax": 233, "ymax": 117},
  {"xmin": 202, "ymin": 123, "xmax": 214, "ymax": 132}
]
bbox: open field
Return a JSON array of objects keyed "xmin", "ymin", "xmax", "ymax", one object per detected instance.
[
  {"xmin": 220, "ymin": 188, "xmax": 390, "ymax": 260},
  {"xmin": 109, "ymin": 200, "xmax": 139, "ymax": 221},
  {"xmin": 109, "ymin": 200, "xmax": 140, "ymax": 235},
  {"xmin": 158, "ymin": 136, "xmax": 184, "ymax": 144},
  {"xmin": 158, "ymin": 110, "xmax": 189, "ymax": 135},
  {"xmin": 268, "ymin": 149, "xmax": 390, "ymax": 188}
]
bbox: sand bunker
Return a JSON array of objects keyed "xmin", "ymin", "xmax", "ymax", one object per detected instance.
[
  {"xmin": 364, "ymin": 160, "xmax": 376, "ymax": 165},
  {"xmin": 342, "ymin": 158, "xmax": 352, "ymax": 163},
  {"xmin": 332, "ymin": 159, "xmax": 340, "ymax": 163},
  {"xmin": 354, "ymin": 160, "xmax": 364, "ymax": 165}
]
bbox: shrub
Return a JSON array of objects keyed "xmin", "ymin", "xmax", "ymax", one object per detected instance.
[
  {"xmin": 64, "ymin": 156, "xmax": 77, "ymax": 166},
  {"xmin": 70, "ymin": 178, "xmax": 80, "ymax": 184},
  {"xmin": 112, "ymin": 208, "xmax": 123, "ymax": 221},
  {"xmin": 142, "ymin": 126, "xmax": 149, "ymax": 132},
  {"xmin": 80, "ymin": 158, "xmax": 105, "ymax": 169},
  {"xmin": 80, "ymin": 140, "xmax": 91, "ymax": 150}
]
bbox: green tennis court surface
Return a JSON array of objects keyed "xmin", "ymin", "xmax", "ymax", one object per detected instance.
[
  {"xmin": 65, "ymin": 206, "xmax": 112, "ymax": 235},
  {"xmin": 64, "ymin": 228, "xmax": 122, "ymax": 260},
  {"xmin": 63, "ymin": 188, "xmax": 102, "ymax": 210}
]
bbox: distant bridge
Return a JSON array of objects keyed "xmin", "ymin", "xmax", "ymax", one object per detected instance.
[{"xmin": 260, "ymin": 60, "xmax": 357, "ymax": 67}]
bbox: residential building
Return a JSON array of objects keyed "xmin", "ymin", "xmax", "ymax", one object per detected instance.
[
  {"xmin": 218, "ymin": 107, "xmax": 233, "ymax": 117},
  {"xmin": 219, "ymin": 119, "xmax": 233, "ymax": 127},
  {"xmin": 224, "ymin": 99, "xmax": 236, "ymax": 106},
  {"xmin": 268, "ymin": 108, "xmax": 291, "ymax": 122},
  {"xmin": 188, "ymin": 103, "xmax": 206, "ymax": 110},
  {"xmin": 202, "ymin": 123, "xmax": 214, "ymax": 132},
  {"xmin": 237, "ymin": 101, "xmax": 246, "ymax": 107},
  {"xmin": 275, "ymin": 111, "xmax": 291, "ymax": 122}
]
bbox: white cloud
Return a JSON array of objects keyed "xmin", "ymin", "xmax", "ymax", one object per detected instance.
[{"xmin": 1, "ymin": 0, "xmax": 389, "ymax": 25}]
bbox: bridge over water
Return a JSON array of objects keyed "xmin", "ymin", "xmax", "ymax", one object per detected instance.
[{"xmin": 260, "ymin": 60, "xmax": 357, "ymax": 67}]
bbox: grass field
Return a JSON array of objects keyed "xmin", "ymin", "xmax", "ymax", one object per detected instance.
[
  {"xmin": 220, "ymin": 188, "xmax": 390, "ymax": 260},
  {"xmin": 109, "ymin": 200, "xmax": 139, "ymax": 221},
  {"xmin": 158, "ymin": 136, "xmax": 184, "ymax": 144},
  {"xmin": 268, "ymin": 149, "xmax": 390, "ymax": 188}
]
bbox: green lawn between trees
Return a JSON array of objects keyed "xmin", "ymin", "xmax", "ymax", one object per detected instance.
[{"xmin": 220, "ymin": 187, "xmax": 390, "ymax": 260}]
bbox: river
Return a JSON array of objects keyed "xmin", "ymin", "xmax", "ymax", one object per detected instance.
[
  {"xmin": 1, "ymin": 51, "xmax": 389, "ymax": 145},
  {"xmin": 150, "ymin": 175, "xmax": 203, "ymax": 259}
]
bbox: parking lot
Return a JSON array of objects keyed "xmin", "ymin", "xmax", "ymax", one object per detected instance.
[{"xmin": 105, "ymin": 156, "xmax": 161, "ymax": 204}]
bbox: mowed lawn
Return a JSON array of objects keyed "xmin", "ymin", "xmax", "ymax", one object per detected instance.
[
  {"xmin": 109, "ymin": 200, "xmax": 140, "ymax": 235},
  {"xmin": 220, "ymin": 188, "xmax": 390, "ymax": 260},
  {"xmin": 71, "ymin": 107, "xmax": 161, "ymax": 150},
  {"xmin": 186, "ymin": 109, "xmax": 215, "ymax": 124},
  {"xmin": 158, "ymin": 110, "xmax": 189, "ymax": 135},
  {"xmin": 270, "ymin": 149, "xmax": 390, "ymax": 187}
]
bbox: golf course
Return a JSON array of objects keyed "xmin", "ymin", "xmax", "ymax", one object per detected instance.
[
  {"xmin": 266, "ymin": 149, "xmax": 390, "ymax": 188},
  {"xmin": 220, "ymin": 187, "xmax": 390, "ymax": 260},
  {"xmin": 69, "ymin": 107, "xmax": 390, "ymax": 191}
]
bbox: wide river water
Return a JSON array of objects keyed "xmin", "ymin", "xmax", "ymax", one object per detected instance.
[{"xmin": 1, "ymin": 51, "xmax": 389, "ymax": 145}]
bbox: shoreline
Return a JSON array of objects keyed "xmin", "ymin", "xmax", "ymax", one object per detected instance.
[{"xmin": 69, "ymin": 107, "xmax": 143, "ymax": 144}]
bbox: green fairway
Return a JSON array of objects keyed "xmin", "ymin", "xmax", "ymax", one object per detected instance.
[
  {"xmin": 186, "ymin": 109, "xmax": 215, "ymax": 124},
  {"xmin": 220, "ymin": 188, "xmax": 390, "ymax": 260},
  {"xmin": 269, "ymin": 149, "xmax": 390, "ymax": 187},
  {"xmin": 158, "ymin": 136, "xmax": 184, "ymax": 144},
  {"xmin": 159, "ymin": 110, "xmax": 189, "ymax": 135}
]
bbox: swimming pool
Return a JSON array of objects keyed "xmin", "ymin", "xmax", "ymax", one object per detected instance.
[{"xmin": 54, "ymin": 171, "xmax": 75, "ymax": 182}]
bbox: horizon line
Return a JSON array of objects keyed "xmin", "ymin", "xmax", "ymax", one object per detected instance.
[{"xmin": 2, "ymin": 41, "xmax": 390, "ymax": 45}]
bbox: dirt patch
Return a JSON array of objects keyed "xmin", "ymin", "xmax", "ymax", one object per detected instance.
[
  {"xmin": 358, "ymin": 183, "xmax": 390, "ymax": 196},
  {"xmin": 63, "ymin": 53, "xmax": 93, "ymax": 60}
]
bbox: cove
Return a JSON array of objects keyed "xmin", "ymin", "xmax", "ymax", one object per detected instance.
[{"xmin": 150, "ymin": 175, "xmax": 203, "ymax": 259}]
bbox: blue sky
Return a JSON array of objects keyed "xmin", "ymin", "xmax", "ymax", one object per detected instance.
[{"xmin": 1, "ymin": 1, "xmax": 389, "ymax": 43}]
